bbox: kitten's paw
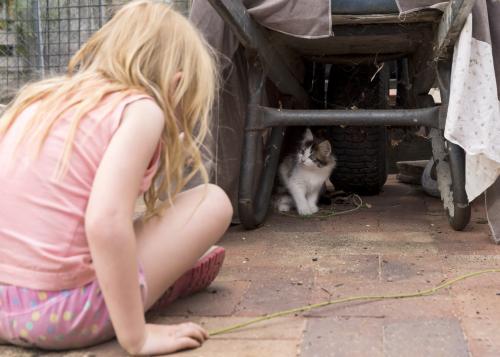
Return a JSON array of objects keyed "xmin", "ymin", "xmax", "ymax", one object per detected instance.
[
  {"xmin": 297, "ymin": 206, "xmax": 313, "ymax": 216},
  {"xmin": 309, "ymin": 205, "xmax": 319, "ymax": 214},
  {"xmin": 276, "ymin": 195, "xmax": 293, "ymax": 212},
  {"xmin": 278, "ymin": 203, "xmax": 291, "ymax": 212}
]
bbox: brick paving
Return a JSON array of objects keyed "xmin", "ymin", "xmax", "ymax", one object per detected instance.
[{"xmin": 2, "ymin": 176, "xmax": 500, "ymax": 356}]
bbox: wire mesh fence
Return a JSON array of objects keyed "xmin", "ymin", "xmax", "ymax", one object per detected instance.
[{"xmin": 0, "ymin": 0, "xmax": 191, "ymax": 103}]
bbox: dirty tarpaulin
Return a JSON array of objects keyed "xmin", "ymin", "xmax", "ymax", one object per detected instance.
[{"xmin": 191, "ymin": 0, "xmax": 500, "ymax": 240}]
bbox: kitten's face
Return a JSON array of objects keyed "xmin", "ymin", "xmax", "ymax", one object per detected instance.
[
  {"xmin": 297, "ymin": 129, "xmax": 332, "ymax": 168},
  {"xmin": 298, "ymin": 143, "xmax": 315, "ymax": 166}
]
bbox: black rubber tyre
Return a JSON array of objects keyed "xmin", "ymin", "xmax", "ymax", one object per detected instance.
[
  {"xmin": 447, "ymin": 204, "xmax": 472, "ymax": 231},
  {"xmin": 330, "ymin": 126, "xmax": 388, "ymax": 195},
  {"xmin": 327, "ymin": 64, "xmax": 390, "ymax": 195}
]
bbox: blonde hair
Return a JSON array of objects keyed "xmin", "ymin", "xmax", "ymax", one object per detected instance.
[{"xmin": 0, "ymin": 0, "xmax": 217, "ymax": 219}]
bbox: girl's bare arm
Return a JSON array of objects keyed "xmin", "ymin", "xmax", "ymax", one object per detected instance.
[{"xmin": 85, "ymin": 99, "xmax": 164, "ymax": 352}]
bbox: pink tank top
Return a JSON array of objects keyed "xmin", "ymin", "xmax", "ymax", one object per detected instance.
[{"xmin": 0, "ymin": 92, "xmax": 161, "ymax": 290}]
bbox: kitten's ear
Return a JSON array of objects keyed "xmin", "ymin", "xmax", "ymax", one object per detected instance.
[
  {"xmin": 318, "ymin": 140, "xmax": 332, "ymax": 156},
  {"xmin": 304, "ymin": 128, "xmax": 313, "ymax": 141}
]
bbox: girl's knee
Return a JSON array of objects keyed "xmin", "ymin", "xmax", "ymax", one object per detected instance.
[
  {"xmin": 204, "ymin": 184, "xmax": 233, "ymax": 224},
  {"xmin": 181, "ymin": 184, "xmax": 233, "ymax": 226}
]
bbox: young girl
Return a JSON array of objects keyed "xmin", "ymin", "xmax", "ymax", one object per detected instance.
[{"xmin": 0, "ymin": 1, "xmax": 233, "ymax": 355}]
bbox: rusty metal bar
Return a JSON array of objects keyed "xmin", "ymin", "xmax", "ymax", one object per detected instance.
[
  {"xmin": 434, "ymin": 0, "xmax": 476, "ymax": 60},
  {"xmin": 248, "ymin": 105, "xmax": 440, "ymax": 130}
]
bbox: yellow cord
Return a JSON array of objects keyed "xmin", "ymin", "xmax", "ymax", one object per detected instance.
[
  {"xmin": 209, "ymin": 269, "xmax": 500, "ymax": 336},
  {"xmin": 279, "ymin": 194, "xmax": 364, "ymax": 219}
]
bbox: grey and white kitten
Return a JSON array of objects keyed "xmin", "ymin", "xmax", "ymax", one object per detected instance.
[{"xmin": 276, "ymin": 128, "xmax": 336, "ymax": 215}]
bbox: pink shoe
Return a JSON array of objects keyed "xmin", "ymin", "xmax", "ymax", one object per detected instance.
[{"xmin": 150, "ymin": 246, "xmax": 225, "ymax": 310}]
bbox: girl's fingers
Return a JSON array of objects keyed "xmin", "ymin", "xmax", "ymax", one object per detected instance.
[
  {"xmin": 193, "ymin": 323, "xmax": 209, "ymax": 341},
  {"xmin": 201, "ymin": 326, "xmax": 209, "ymax": 340},
  {"xmin": 174, "ymin": 336, "xmax": 201, "ymax": 351},
  {"xmin": 178, "ymin": 323, "xmax": 206, "ymax": 343},
  {"xmin": 188, "ymin": 324, "xmax": 206, "ymax": 344}
]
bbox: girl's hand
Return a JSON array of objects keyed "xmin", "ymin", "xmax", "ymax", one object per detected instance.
[{"xmin": 129, "ymin": 323, "xmax": 209, "ymax": 356}]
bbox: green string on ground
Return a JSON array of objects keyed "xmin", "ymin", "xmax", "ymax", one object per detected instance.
[
  {"xmin": 279, "ymin": 193, "xmax": 365, "ymax": 219},
  {"xmin": 209, "ymin": 269, "xmax": 500, "ymax": 336}
]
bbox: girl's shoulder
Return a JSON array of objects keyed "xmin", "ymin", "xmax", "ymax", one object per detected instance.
[
  {"xmin": 122, "ymin": 96, "xmax": 164, "ymax": 128},
  {"xmin": 103, "ymin": 92, "xmax": 164, "ymax": 134}
]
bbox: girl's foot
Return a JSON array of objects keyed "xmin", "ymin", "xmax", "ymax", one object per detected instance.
[{"xmin": 150, "ymin": 246, "xmax": 225, "ymax": 311}]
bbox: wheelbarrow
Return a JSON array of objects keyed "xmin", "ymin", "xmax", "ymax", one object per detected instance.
[{"xmin": 205, "ymin": 0, "xmax": 475, "ymax": 231}]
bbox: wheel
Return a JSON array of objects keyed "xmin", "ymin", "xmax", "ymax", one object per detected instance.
[
  {"xmin": 327, "ymin": 63, "xmax": 389, "ymax": 195},
  {"xmin": 329, "ymin": 126, "xmax": 388, "ymax": 195},
  {"xmin": 447, "ymin": 204, "xmax": 471, "ymax": 231},
  {"xmin": 422, "ymin": 158, "xmax": 440, "ymax": 198}
]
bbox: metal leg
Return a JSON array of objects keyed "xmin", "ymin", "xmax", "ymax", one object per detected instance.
[
  {"xmin": 434, "ymin": 61, "xmax": 471, "ymax": 231},
  {"xmin": 447, "ymin": 142, "xmax": 471, "ymax": 230},
  {"xmin": 238, "ymin": 63, "xmax": 285, "ymax": 229}
]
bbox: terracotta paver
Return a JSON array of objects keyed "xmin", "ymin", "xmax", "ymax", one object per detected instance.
[
  {"xmin": 156, "ymin": 280, "xmax": 251, "ymax": 317},
  {"xmin": 301, "ymin": 317, "xmax": 384, "ymax": 357},
  {"xmin": 174, "ymin": 316, "xmax": 306, "ymax": 340},
  {"xmin": 170, "ymin": 339, "xmax": 299, "ymax": 357},
  {"xmin": 3, "ymin": 176, "xmax": 500, "ymax": 356},
  {"xmin": 460, "ymin": 317, "xmax": 500, "ymax": 357},
  {"xmin": 383, "ymin": 319, "xmax": 469, "ymax": 357}
]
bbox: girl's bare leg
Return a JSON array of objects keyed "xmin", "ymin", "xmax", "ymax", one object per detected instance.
[{"xmin": 134, "ymin": 184, "xmax": 232, "ymax": 310}]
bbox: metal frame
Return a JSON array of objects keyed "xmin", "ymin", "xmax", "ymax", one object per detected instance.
[
  {"xmin": 0, "ymin": 0, "xmax": 192, "ymax": 103},
  {"xmin": 207, "ymin": 0, "xmax": 475, "ymax": 230}
]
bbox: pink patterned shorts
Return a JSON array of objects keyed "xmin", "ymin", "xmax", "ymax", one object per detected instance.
[{"xmin": 0, "ymin": 270, "xmax": 147, "ymax": 350}]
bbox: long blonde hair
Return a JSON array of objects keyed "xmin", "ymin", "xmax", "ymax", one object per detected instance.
[{"xmin": 0, "ymin": 0, "xmax": 217, "ymax": 219}]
